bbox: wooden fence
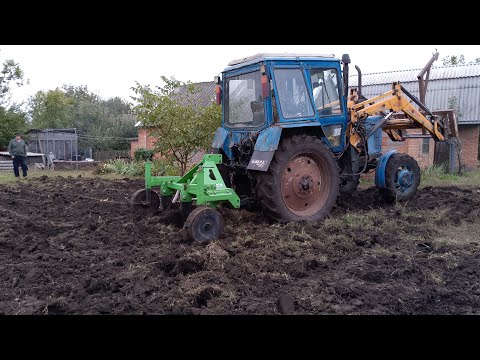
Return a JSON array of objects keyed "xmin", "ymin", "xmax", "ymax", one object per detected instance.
[{"xmin": 92, "ymin": 150, "xmax": 131, "ymax": 162}]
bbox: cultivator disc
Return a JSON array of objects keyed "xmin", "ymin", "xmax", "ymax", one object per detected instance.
[
  {"xmin": 130, "ymin": 189, "xmax": 160, "ymax": 216},
  {"xmin": 184, "ymin": 206, "xmax": 224, "ymax": 243}
]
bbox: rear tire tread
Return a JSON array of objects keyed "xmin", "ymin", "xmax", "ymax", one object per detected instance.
[{"xmin": 255, "ymin": 134, "xmax": 339, "ymax": 223}]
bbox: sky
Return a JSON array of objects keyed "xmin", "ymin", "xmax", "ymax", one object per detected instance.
[{"xmin": 1, "ymin": 45, "xmax": 479, "ymax": 107}]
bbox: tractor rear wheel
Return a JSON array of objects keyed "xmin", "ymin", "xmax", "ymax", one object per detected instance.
[
  {"xmin": 380, "ymin": 153, "xmax": 420, "ymax": 202},
  {"xmin": 130, "ymin": 189, "xmax": 160, "ymax": 216},
  {"xmin": 255, "ymin": 134, "xmax": 340, "ymax": 222}
]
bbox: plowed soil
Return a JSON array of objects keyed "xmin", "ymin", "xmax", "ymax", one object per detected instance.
[{"xmin": 1, "ymin": 176, "xmax": 480, "ymax": 315}]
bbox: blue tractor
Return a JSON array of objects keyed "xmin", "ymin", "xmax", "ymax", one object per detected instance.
[
  {"xmin": 209, "ymin": 53, "xmax": 457, "ymax": 223},
  {"xmin": 132, "ymin": 53, "xmax": 458, "ymax": 242}
]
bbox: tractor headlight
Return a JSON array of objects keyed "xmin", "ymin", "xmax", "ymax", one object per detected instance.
[{"xmin": 323, "ymin": 124, "xmax": 343, "ymax": 147}]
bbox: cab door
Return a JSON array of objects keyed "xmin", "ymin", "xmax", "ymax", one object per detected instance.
[{"xmin": 307, "ymin": 66, "xmax": 348, "ymax": 152}]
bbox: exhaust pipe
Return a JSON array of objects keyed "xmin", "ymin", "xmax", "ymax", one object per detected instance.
[
  {"xmin": 355, "ymin": 65, "xmax": 367, "ymax": 102},
  {"xmin": 341, "ymin": 54, "xmax": 350, "ymax": 98}
]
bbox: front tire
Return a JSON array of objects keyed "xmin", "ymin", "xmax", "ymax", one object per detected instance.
[
  {"xmin": 380, "ymin": 153, "xmax": 420, "ymax": 202},
  {"xmin": 255, "ymin": 134, "xmax": 339, "ymax": 222}
]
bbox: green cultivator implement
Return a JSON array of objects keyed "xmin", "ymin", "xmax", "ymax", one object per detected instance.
[{"xmin": 130, "ymin": 154, "xmax": 240, "ymax": 242}]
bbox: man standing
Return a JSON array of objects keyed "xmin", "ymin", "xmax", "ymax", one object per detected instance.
[{"xmin": 8, "ymin": 133, "xmax": 28, "ymax": 178}]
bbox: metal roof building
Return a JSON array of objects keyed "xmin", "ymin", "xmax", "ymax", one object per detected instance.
[
  {"xmin": 171, "ymin": 81, "xmax": 216, "ymax": 107},
  {"xmin": 349, "ymin": 63, "xmax": 480, "ymax": 125}
]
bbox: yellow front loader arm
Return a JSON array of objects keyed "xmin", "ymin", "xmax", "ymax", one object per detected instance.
[{"xmin": 347, "ymin": 82, "xmax": 450, "ymax": 150}]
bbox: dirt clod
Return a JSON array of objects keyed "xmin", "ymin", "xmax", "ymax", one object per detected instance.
[{"xmin": 278, "ymin": 294, "xmax": 295, "ymax": 314}]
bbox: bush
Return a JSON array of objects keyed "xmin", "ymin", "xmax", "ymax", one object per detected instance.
[
  {"xmin": 134, "ymin": 148, "xmax": 155, "ymax": 161},
  {"xmin": 127, "ymin": 161, "xmax": 146, "ymax": 177},
  {"xmin": 93, "ymin": 159, "xmax": 143, "ymax": 176},
  {"xmin": 93, "ymin": 157, "xmax": 181, "ymax": 177},
  {"xmin": 152, "ymin": 158, "xmax": 180, "ymax": 176}
]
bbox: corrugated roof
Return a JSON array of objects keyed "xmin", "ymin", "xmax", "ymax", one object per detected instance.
[
  {"xmin": 171, "ymin": 81, "xmax": 215, "ymax": 108},
  {"xmin": 349, "ymin": 63, "xmax": 480, "ymax": 86},
  {"xmin": 27, "ymin": 128, "xmax": 78, "ymax": 133},
  {"xmin": 350, "ymin": 63, "xmax": 480, "ymax": 125}
]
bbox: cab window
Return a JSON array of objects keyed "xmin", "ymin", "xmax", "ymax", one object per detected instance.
[
  {"xmin": 274, "ymin": 68, "xmax": 314, "ymax": 119},
  {"xmin": 310, "ymin": 68, "xmax": 343, "ymax": 116}
]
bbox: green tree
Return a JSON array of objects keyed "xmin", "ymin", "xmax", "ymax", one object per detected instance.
[
  {"xmin": 0, "ymin": 105, "xmax": 28, "ymax": 148},
  {"xmin": 28, "ymin": 85, "xmax": 137, "ymax": 151},
  {"xmin": 132, "ymin": 76, "xmax": 221, "ymax": 175},
  {"xmin": 442, "ymin": 54, "xmax": 480, "ymax": 66},
  {"xmin": 0, "ymin": 55, "xmax": 24, "ymax": 105},
  {"xmin": 0, "ymin": 52, "xmax": 26, "ymax": 147},
  {"xmin": 29, "ymin": 89, "xmax": 74, "ymax": 128},
  {"xmin": 442, "ymin": 54, "xmax": 465, "ymax": 66}
]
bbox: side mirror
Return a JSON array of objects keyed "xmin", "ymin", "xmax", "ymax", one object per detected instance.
[
  {"xmin": 214, "ymin": 76, "xmax": 222, "ymax": 105},
  {"xmin": 215, "ymin": 84, "xmax": 222, "ymax": 105},
  {"xmin": 313, "ymin": 81, "xmax": 319, "ymax": 89}
]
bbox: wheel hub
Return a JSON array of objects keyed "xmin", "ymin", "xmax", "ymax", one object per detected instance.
[
  {"xmin": 299, "ymin": 175, "xmax": 314, "ymax": 192},
  {"xmin": 184, "ymin": 206, "xmax": 225, "ymax": 243},
  {"xmin": 281, "ymin": 154, "xmax": 329, "ymax": 216},
  {"xmin": 397, "ymin": 168, "xmax": 413, "ymax": 189}
]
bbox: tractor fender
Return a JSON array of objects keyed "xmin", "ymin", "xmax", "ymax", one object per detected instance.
[
  {"xmin": 375, "ymin": 150, "xmax": 397, "ymax": 188},
  {"xmin": 247, "ymin": 127, "xmax": 282, "ymax": 172},
  {"xmin": 254, "ymin": 126, "xmax": 282, "ymax": 151}
]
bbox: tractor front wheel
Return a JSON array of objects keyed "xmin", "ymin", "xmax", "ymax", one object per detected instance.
[
  {"xmin": 255, "ymin": 134, "xmax": 340, "ymax": 222},
  {"xmin": 380, "ymin": 153, "xmax": 420, "ymax": 202}
]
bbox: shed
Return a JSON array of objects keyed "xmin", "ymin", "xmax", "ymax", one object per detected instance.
[{"xmin": 27, "ymin": 128, "xmax": 79, "ymax": 162}]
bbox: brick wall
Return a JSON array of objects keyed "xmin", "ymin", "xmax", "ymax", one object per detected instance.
[
  {"xmin": 130, "ymin": 128, "xmax": 203, "ymax": 165},
  {"xmin": 381, "ymin": 125, "xmax": 479, "ymax": 170},
  {"xmin": 130, "ymin": 128, "xmax": 159, "ymax": 159},
  {"xmin": 381, "ymin": 129, "xmax": 433, "ymax": 169},
  {"xmin": 458, "ymin": 125, "xmax": 479, "ymax": 170}
]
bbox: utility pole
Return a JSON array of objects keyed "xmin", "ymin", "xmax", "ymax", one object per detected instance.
[{"xmin": 75, "ymin": 128, "xmax": 78, "ymax": 171}]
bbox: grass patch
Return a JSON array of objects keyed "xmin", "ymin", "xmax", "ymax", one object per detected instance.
[
  {"xmin": 434, "ymin": 222, "xmax": 480, "ymax": 246},
  {"xmin": 420, "ymin": 169, "xmax": 480, "ymax": 188},
  {"xmin": 0, "ymin": 169, "xmax": 138, "ymax": 185},
  {"xmin": 359, "ymin": 169, "xmax": 480, "ymax": 189}
]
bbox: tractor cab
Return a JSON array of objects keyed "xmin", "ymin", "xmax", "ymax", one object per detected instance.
[{"xmin": 212, "ymin": 53, "xmax": 349, "ymax": 170}]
